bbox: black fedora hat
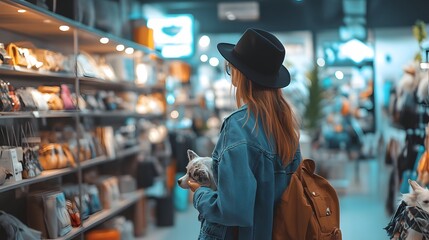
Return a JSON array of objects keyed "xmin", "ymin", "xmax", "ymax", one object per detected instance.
[{"xmin": 217, "ymin": 28, "xmax": 291, "ymax": 88}]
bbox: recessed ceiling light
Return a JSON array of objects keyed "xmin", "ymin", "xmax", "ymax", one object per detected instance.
[
  {"xmin": 59, "ymin": 25, "xmax": 70, "ymax": 31},
  {"xmin": 125, "ymin": 47, "xmax": 134, "ymax": 54},
  {"xmin": 43, "ymin": 19, "xmax": 52, "ymax": 23},
  {"xmin": 99, "ymin": 37, "xmax": 109, "ymax": 44},
  {"xmin": 116, "ymin": 44, "xmax": 125, "ymax": 51},
  {"xmin": 200, "ymin": 54, "xmax": 208, "ymax": 63},
  {"xmin": 17, "ymin": 9, "xmax": 26, "ymax": 13}
]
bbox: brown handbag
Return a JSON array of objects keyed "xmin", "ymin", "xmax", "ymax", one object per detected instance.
[
  {"xmin": 38, "ymin": 143, "xmax": 75, "ymax": 170},
  {"xmin": 6, "ymin": 43, "xmax": 29, "ymax": 67},
  {"xmin": 38, "ymin": 86, "xmax": 64, "ymax": 110},
  {"xmin": 7, "ymin": 83, "xmax": 21, "ymax": 111}
]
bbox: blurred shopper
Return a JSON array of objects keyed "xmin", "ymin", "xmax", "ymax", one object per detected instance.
[{"xmin": 187, "ymin": 28, "xmax": 302, "ymax": 240}]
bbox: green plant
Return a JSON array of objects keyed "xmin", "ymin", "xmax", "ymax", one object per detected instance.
[{"xmin": 304, "ymin": 65, "xmax": 324, "ymax": 132}]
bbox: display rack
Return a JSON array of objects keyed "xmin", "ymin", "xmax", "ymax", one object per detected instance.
[{"xmin": 0, "ymin": 0, "xmax": 166, "ymax": 239}]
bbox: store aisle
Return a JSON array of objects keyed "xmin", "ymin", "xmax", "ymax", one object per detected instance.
[{"xmin": 138, "ymin": 158, "xmax": 392, "ymax": 240}]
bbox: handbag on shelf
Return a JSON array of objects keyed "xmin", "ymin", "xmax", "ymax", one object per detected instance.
[
  {"xmin": 15, "ymin": 87, "xmax": 38, "ymax": 111},
  {"xmin": 38, "ymin": 85, "xmax": 64, "ymax": 111},
  {"xmin": 62, "ymin": 184, "xmax": 90, "ymax": 222},
  {"xmin": 6, "ymin": 42, "xmax": 43, "ymax": 70},
  {"xmin": 0, "ymin": 80, "xmax": 12, "ymax": 112},
  {"xmin": 27, "ymin": 87, "xmax": 48, "ymax": 111},
  {"xmin": 7, "ymin": 82, "xmax": 21, "ymax": 111},
  {"xmin": 38, "ymin": 143, "xmax": 75, "ymax": 170},
  {"xmin": 0, "ymin": 43, "xmax": 13, "ymax": 65},
  {"xmin": 21, "ymin": 142, "xmax": 42, "ymax": 179},
  {"xmin": 27, "ymin": 190, "xmax": 72, "ymax": 239},
  {"xmin": 60, "ymin": 84, "xmax": 75, "ymax": 110},
  {"xmin": 33, "ymin": 48, "xmax": 67, "ymax": 72},
  {"xmin": 65, "ymin": 199, "xmax": 81, "ymax": 227},
  {"xmin": 0, "ymin": 147, "xmax": 23, "ymax": 182},
  {"xmin": 84, "ymin": 184, "xmax": 102, "ymax": 214},
  {"xmin": 20, "ymin": 123, "xmax": 43, "ymax": 179},
  {"xmin": 97, "ymin": 176, "xmax": 120, "ymax": 209},
  {"xmin": 71, "ymin": 93, "xmax": 87, "ymax": 111}
]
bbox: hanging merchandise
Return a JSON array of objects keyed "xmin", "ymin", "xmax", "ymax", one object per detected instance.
[
  {"xmin": 20, "ymin": 123, "xmax": 42, "ymax": 179},
  {"xmin": 0, "ymin": 79, "xmax": 12, "ymax": 112},
  {"xmin": 0, "ymin": 127, "xmax": 23, "ymax": 182}
]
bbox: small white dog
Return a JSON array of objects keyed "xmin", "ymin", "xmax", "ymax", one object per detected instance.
[
  {"xmin": 400, "ymin": 179, "xmax": 429, "ymax": 240},
  {"xmin": 177, "ymin": 150, "xmax": 217, "ymax": 190},
  {"xmin": 403, "ymin": 179, "xmax": 429, "ymax": 213}
]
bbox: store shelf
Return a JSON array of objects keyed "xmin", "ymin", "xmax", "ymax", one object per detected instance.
[
  {"xmin": 0, "ymin": 65, "xmax": 76, "ymax": 87},
  {"xmin": 0, "ymin": 145, "xmax": 142, "ymax": 193},
  {"xmin": 79, "ymin": 76, "xmax": 165, "ymax": 93},
  {"xmin": 55, "ymin": 189, "xmax": 145, "ymax": 240},
  {"xmin": 0, "ymin": 110, "xmax": 79, "ymax": 119},
  {"xmin": 0, "ymin": 111, "xmax": 164, "ymax": 119},
  {"xmin": 80, "ymin": 145, "xmax": 142, "ymax": 170},
  {"xmin": 0, "ymin": 167, "xmax": 77, "ymax": 193},
  {"xmin": 81, "ymin": 110, "xmax": 164, "ymax": 120},
  {"xmin": 0, "ymin": 0, "xmax": 159, "ymax": 57}
]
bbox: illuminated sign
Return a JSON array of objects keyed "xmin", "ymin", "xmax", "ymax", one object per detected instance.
[{"xmin": 147, "ymin": 15, "xmax": 195, "ymax": 59}]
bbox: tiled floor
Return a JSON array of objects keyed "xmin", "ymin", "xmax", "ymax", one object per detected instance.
[{"xmin": 138, "ymin": 158, "xmax": 393, "ymax": 240}]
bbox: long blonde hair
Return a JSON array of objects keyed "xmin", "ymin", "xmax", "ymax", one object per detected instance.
[{"xmin": 230, "ymin": 64, "xmax": 300, "ymax": 165}]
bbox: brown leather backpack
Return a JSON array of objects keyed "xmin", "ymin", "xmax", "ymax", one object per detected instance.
[{"xmin": 273, "ymin": 159, "xmax": 342, "ymax": 240}]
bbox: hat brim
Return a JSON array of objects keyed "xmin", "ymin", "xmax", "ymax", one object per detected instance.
[{"xmin": 217, "ymin": 43, "xmax": 291, "ymax": 88}]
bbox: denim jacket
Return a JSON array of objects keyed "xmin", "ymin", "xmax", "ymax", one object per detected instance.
[{"xmin": 193, "ymin": 105, "xmax": 302, "ymax": 240}]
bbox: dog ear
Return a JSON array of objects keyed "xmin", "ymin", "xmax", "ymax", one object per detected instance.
[
  {"xmin": 187, "ymin": 149, "xmax": 199, "ymax": 161},
  {"xmin": 409, "ymin": 179, "xmax": 424, "ymax": 192}
]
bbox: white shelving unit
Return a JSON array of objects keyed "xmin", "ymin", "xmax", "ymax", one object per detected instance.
[{"xmin": 0, "ymin": 0, "xmax": 167, "ymax": 239}]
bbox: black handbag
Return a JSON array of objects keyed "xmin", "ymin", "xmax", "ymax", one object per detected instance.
[
  {"xmin": 15, "ymin": 87, "xmax": 37, "ymax": 111},
  {"xmin": 0, "ymin": 80, "xmax": 12, "ymax": 112}
]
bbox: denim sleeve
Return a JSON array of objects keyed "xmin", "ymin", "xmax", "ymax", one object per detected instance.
[{"xmin": 193, "ymin": 144, "xmax": 256, "ymax": 227}]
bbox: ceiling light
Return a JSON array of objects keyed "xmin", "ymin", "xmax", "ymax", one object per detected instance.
[
  {"xmin": 200, "ymin": 54, "xmax": 208, "ymax": 62},
  {"xmin": 125, "ymin": 47, "xmax": 134, "ymax": 54},
  {"xmin": 335, "ymin": 71, "xmax": 344, "ymax": 80},
  {"xmin": 218, "ymin": 2, "xmax": 259, "ymax": 21},
  {"xmin": 116, "ymin": 44, "xmax": 125, "ymax": 51},
  {"xmin": 43, "ymin": 19, "xmax": 52, "ymax": 23},
  {"xmin": 199, "ymin": 35, "xmax": 210, "ymax": 48},
  {"xmin": 317, "ymin": 58, "xmax": 325, "ymax": 67},
  {"xmin": 59, "ymin": 25, "xmax": 70, "ymax": 31},
  {"xmin": 17, "ymin": 9, "xmax": 26, "ymax": 13},
  {"xmin": 99, "ymin": 37, "xmax": 109, "ymax": 44},
  {"xmin": 209, "ymin": 57, "xmax": 219, "ymax": 67},
  {"xmin": 226, "ymin": 12, "xmax": 236, "ymax": 21}
]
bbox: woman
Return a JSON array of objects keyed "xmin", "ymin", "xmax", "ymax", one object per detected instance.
[{"xmin": 188, "ymin": 28, "xmax": 302, "ymax": 240}]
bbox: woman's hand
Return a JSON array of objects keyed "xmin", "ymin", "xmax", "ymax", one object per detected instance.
[{"xmin": 188, "ymin": 180, "xmax": 201, "ymax": 192}]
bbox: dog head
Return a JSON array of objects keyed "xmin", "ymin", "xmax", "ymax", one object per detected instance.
[
  {"xmin": 177, "ymin": 150, "xmax": 216, "ymax": 190},
  {"xmin": 402, "ymin": 179, "xmax": 429, "ymax": 213}
]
